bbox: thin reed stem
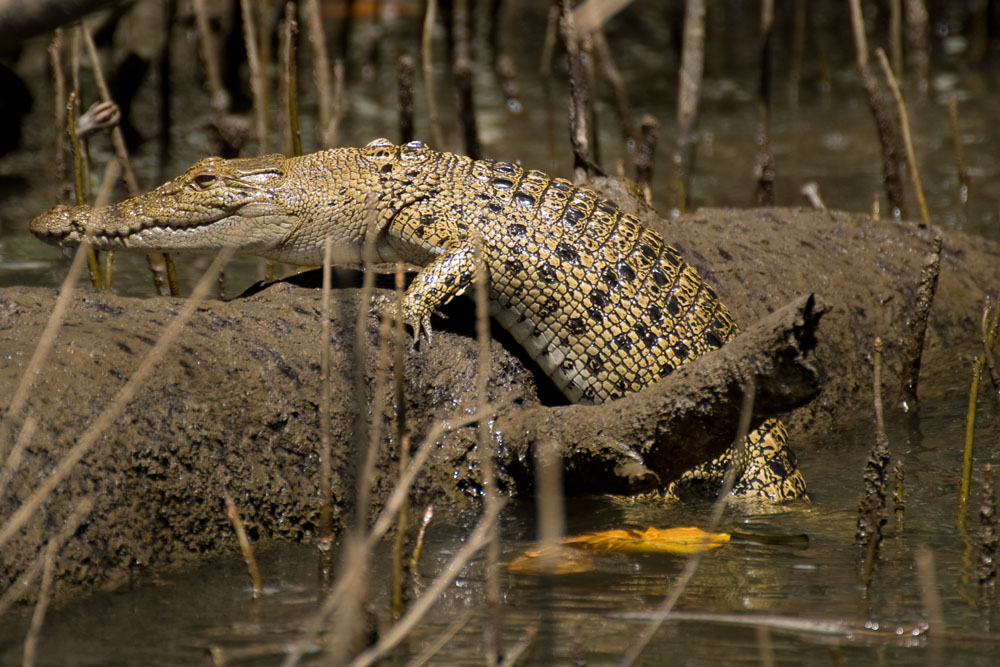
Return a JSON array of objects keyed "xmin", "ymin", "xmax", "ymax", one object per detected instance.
[
  {"xmin": 21, "ymin": 540, "xmax": 59, "ymax": 667},
  {"xmin": 303, "ymin": 0, "xmax": 334, "ymax": 148},
  {"xmin": 402, "ymin": 613, "xmax": 470, "ymax": 667},
  {"xmin": 65, "ymin": 91, "xmax": 101, "ymax": 289},
  {"xmin": 280, "ymin": 402, "xmax": 504, "ymax": 667},
  {"xmin": 848, "ymin": 0, "xmax": 906, "ymax": 217},
  {"xmin": 671, "ymin": 0, "xmax": 706, "ymax": 214},
  {"xmin": 318, "ymin": 236, "xmax": 334, "ymax": 541},
  {"xmin": 282, "ymin": 1, "xmax": 302, "ymax": 157},
  {"xmin": 960, "ymin": 298, "xmax": 1000, "ymax": 516},
  {"xmin": 391, "ymin": 264, "xmax": 409, "ymax": 620},
  {"xmin": 191, "ymin": 0, "xmax": 228, "ymax": 108},
  {"xmin": 81, "ymin": 22, "xmax": 178, "ymax": 296},
  {"xmin": 622, "ymin": 380, "xmax": 756, "ymax": 665},
  {"xmin": 224, "ymin": 491, "xmax": 263, "ymax": 598},
  {"xmin": 349, "ymin": 500, "xmax": 506, "ymax": 667},
  {"xmin": 474, "ymin": 238, "xmax": 501, "ymax": 663},
  {"xmin": 876, "ymin": 48, "xmax": 929, "ymax": 226},
  {"xmin": 240, "ymin": 0, "xmax": 269, "ymax": 153},
  {"xmin": 421, "ymin": 0, "xmax": 445, "ymax": 149}
]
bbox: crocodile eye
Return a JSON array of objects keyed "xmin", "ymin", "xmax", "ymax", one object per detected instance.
[{"xmin": 192, "ymin": 173, "xmax": 217, "ymax": 190}]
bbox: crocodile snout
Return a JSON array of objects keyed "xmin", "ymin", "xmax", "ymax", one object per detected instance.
[{"xmin": 30, "ymin": 204, "xmax": 94, "ymax": 246}]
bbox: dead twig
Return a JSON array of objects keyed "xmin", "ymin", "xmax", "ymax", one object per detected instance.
[
  {"xmin": 670, "ymin": 0, "xmax": 706, "ymax": 214},
  {"xmin": 81, "ymin": 22, "xmax": 178, "ymax": 296},
  {"xmin": 876, "ymin": 48, "xmax": 930, "ymax": 226},
  {"xmin": 621, "ymin": 379, "xmax": 757, "ymax": 665},
  {"xmin": 848, "ymin": 0, "xmax": 906, "ymax": 217},
  {"xmin": 224, "ymin": 491, "xmax": 263, "ymax": 598},
  {"xmin": 899, "ymin": 236, "xmax": 942, "ymax": 410}
]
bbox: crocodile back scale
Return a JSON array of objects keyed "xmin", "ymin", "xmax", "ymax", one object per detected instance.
[
  {"xmin": 373, "ymin": 141, "xmax": 742, "ymax": 404},
  {"xmin": 30, "ymin": 138, "xmax": 807, "ymax": 500}
]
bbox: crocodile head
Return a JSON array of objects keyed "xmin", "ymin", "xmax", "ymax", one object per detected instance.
[{"xmin": 30, "ymin": 155, "xmax": 309, "ymax": 258}]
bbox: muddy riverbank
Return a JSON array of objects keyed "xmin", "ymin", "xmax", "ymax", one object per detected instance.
[{"xmin": 2, "ymin": 201, "xmax": 997, "ymax": 603}]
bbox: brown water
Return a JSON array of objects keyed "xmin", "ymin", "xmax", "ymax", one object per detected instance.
[{"xmin": 1, "ymin": 1, "xmax": 1000, "ymax": 664}]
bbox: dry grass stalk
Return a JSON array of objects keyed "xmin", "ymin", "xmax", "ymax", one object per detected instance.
[
  {"xmin": 948, "ymin": 94, "xmax": 970, "ymax": 208},
  {"xmin": 889, "ymin": 0, "xmax": 903, "ymax": 77},
  {"xmin": 488, "ymin": 0, "xmax": 521, "ymax": 113},
  {"xmin": 592, "ymin": 30, "xmax": 637, "ymax": 152},
  {"xmin": 358, "ymin": 310, "xmax": 394, "ymax": 529},
  {"xmin": 282, "ymin": 2, "xmax": 302, "ymax": 157},
  {"xmin": 65, "ymin": 91, "xmax": 102, "ymax": 289},
  {"xmin": 397, "ymin": 54, "xmax": 416, "ymax": 144},
  {"xmin": 280, "ymin": 402, "xmax": 505, "ymax": 666},
  {"xmin": 622, "ymin": 380, "xmax": 756, "ymax": 665},
  {"xmin": 670, "ymin": 0, "xmax": 706, "ymax": 214},
  {"xmin": 960, "ymin": 297, "xmax": 1000, "ymax": 515},
  {"xmin": 224, "ymin": 491, "xmax": 263, "ymax": 598},
  {"xmin": 899, "ymin": 235, "xmax": 942, "ymax": 410},
  {"xmin": 420, "ymin": 0, "xmax": 445, "ymax": 149},
  {"xmin": 48, "ymin": 29, "xmax": 67, "ymax": 195},
  {"xmin": 302, "ymin": 0, "xmax": 334, "ymax": 148},
  {"xmin": 634, "ymin": 115, "xmax": 659, "ymax": 206},
  {"xmin": 755, "ymin": 624, "xmax": 775, "ymax": 667},
  {"xmin": 349, "ymin": 500, "xmax": 506, "ymax": 667},
  {"xmin": 497, "ymin": 626, "xmax": 538, "ymax": 667},
  {"xmin": 876, "ymin": 48, "xmax": 930, "ymax": 226},
  {"xmin": 20, "ymin": 539, "xmax": 56, "ymax": 667},
  {"xmin": 786, "ymin": 0, "xmax": 805, "ymax": 109},
  {"xmin": 391, "ymin": 264, "xmax": 409, "ymax": 619},
  {"xmin": 81, "ymin": 22, "xmax": 178, "ymax": 296},
  {"xmin": 402, "ymin": 612, "xmax": 470, "ymax": 667},
  {"xmin": 535, "ymin": 436, "xmax": 565, "ymax": 552},
  {"xmin": 799, "ymin": 182, "xmax": 825, "ymax": 210},
  {"xmin": 904, "ymin": 0, "xmax": 930, "ymax": 98},
  {"xmin": 318, "ymin": 236, "xmax": 335, "ymax": 579},
  {"xmin": 571, "ymin": 0, "xmax": 632, "ymax": 34},
  {"xmin": 474, "ymin": 238, "xmax": 501, "ymax": 664},
  {"xmin": 329, "ymin": 58, "xmax": 345, "ymax": 149},
  {"xmin": 848, "ymin": 0, "xmax": 906, "ymax": 217},
  {"xmin": 979, "ymin": 464, "xmax": 997, "ymax": 619},
  {"xmin": 240, "ymin": 0, "xmax": 269, "ymax": 153},
  {"xmin": 914, "ymin": 545, "xmax": 944, "ymax": 666},
  {"xmin": 562, "ymin": 0, "xmax": 592, "ymax": 183},
  {"xmin": 857, "ymin": 338, "xmax": 891, "ymax": 588},
  {"xmin": 540, "ymin": 0, "xmax": 561, "ymax": 167},
  {"xmin": 451, "ymin": 0, "xmax": 480, "ymax": 159},
  {"xmin": 352, "ymin": 195, "xmax": 381, "ymax": 531},
  {"xmin": 0, "ymin": 248, "xmax": 234, "ymax": 553},
  {"xmin": 191, "ymin": 0, "xmax": 228, "ymax": 109},
  {"xmin": 893, "ymin": 459, "xmax": 905, "ymax": 534},
  {"xmin": 407, "ymin": 504, "xmax": 433, "ymax": 577},
  {"xmin": 754, "ymin": 0, "xmax": 775, "ymax": 206}
]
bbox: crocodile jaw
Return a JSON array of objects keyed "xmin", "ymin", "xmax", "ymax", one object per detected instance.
[{"xmin": 30, "ymin": 202, "xmax": 298, "ymax": 257}]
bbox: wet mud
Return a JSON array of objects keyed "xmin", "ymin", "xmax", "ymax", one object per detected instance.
[{"xmin": 1, "ymin": 201, "xmax": 998, "ymax": 602}]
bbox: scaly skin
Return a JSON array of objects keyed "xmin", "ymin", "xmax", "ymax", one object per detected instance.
[{"xmin": 31, "ymin": 138, "xmax": 807, "ymax": 501}]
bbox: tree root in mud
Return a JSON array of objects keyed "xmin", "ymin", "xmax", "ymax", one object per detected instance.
[{"xmin": 497, "ymin": 294, "xmax": 828, "ymax": 494}]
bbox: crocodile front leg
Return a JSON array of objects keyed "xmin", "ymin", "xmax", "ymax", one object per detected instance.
[{"xmin": 402, "ymin": 241, "xmax": 482, "ymax": 341}]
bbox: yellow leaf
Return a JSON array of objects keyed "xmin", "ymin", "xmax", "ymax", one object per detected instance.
[
  {"xmin": 562, "ymin": 526, "xmax": 730, "ymax": 555},
  {"xmin": 507, "ymin": 544, "xmax": 595, "ymax": 575}
]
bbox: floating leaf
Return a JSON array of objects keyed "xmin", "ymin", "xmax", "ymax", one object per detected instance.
[
  {"xmin": 562, "ymin": 526, "xmax": 730, "ymax": 555},
  {"xmin": 507, "ymin": 544, "xmax": 595, "ymax": 575}
]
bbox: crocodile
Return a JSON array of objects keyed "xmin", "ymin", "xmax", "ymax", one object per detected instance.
[{"xmin": 30, "ymin": 138, "xmax": 806, "ymax": 501}]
